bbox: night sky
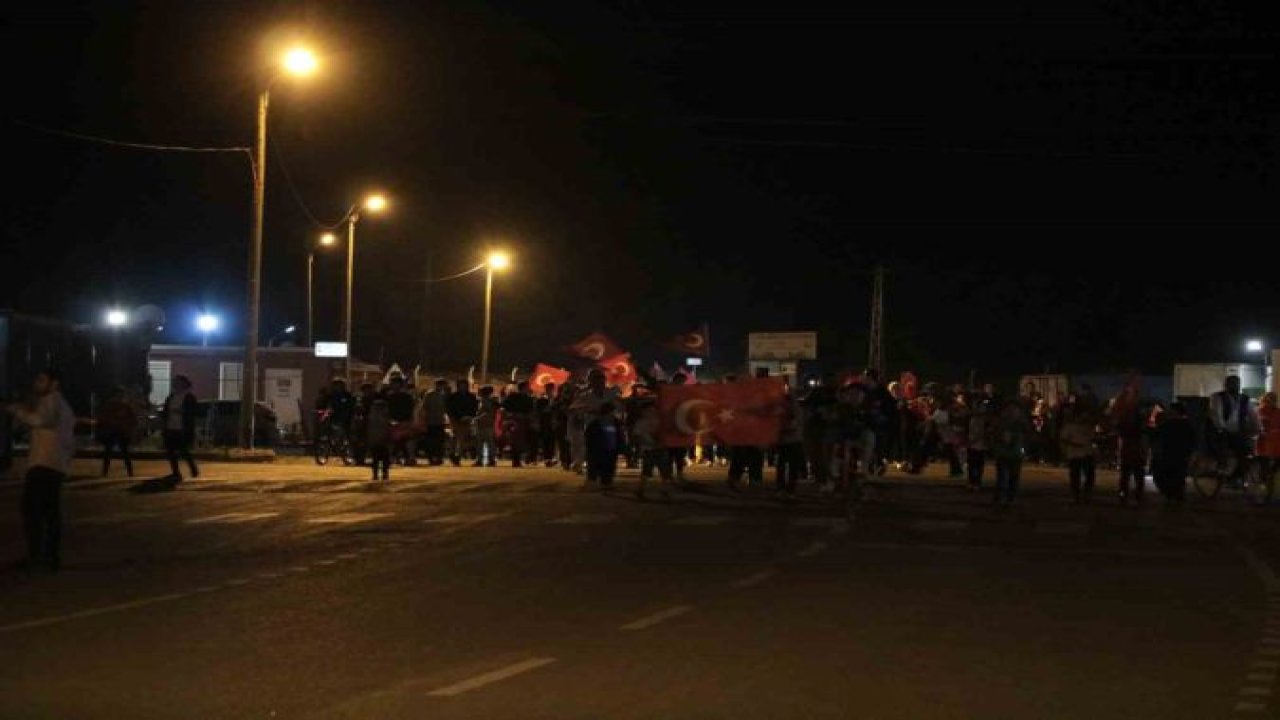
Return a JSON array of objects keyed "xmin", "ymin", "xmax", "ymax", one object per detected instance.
[{"xmin": 3, "ymin": 1, "xmax": 1277, "ymax": 383}]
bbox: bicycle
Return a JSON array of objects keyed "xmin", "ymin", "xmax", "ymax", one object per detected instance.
[
  {"xmin": 313, "ymin": 410, "xmax": 353, "ymax": 466},
  {"xmin": 1190, "ymin": 449, "xmax": 1274, "ymax": 504}
]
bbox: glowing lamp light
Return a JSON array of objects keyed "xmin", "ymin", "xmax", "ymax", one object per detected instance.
[
  {"xmin": 363, "ymin": 194, "xmax": 388, "ymax": 213},
  {"xmin": 319, "ymin": 232, "xmax": 338, "ymax": 246},
  {"xmin": 196, "ymin": 314, "xmax": 220, "ymax": 333},
  {"xmin": 282, "ymin": 47, "xmax": 318, "ymax": 76},
  {"xmin": 105, "ymin": 309, "xmax": 128, "ymax": 327},
  {"xmin": 1246, "ymin": 339, "xmax": 1265, "ymax": 353},
  {"xmin": 487, "ymin": 251, "xmax": 511, "ymax": 271}
]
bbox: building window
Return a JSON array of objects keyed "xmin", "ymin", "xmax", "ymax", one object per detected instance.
[
  {"xmin": 148, "ymin": 361, "xmax": 172, "ymax": 406},
  {"xmin": 219, "ymin": 362, "xmax": 243, "ymax": 401}
]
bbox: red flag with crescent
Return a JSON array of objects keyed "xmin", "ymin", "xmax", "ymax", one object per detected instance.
[
  {"xmin": 597, "ymin": 353, "xmax": 637, "ymax": 388},
  {"xmin": 665, "ymin": 324, "xmax": 710, "ymax": 357},
  {"xmin": 567, "ymin": 333, "xmax": 623, "ymax": 361},
  {"xmin": 657, "ymin": 377, "xmax": 786, "ymax": 447},
  {"xmin": 899, "ymin": 371, "xmax": 919, "ymax": 400},
  {"xmin": 530, "ymin": 364, "xmax": 571, "ymax": 393}
]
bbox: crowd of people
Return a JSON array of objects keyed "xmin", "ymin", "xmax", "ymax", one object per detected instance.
[{"xmin": 313, "ymin": 367, "xmax": 1280, "ymax": 509}]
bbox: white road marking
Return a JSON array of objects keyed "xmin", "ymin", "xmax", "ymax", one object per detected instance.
[
  {"xmin": 319, "ymin": 481, "xmax": 375, "ymax": 493},
  {"xmin": 797, "ymin": 541, "xmax": 829, "ymax": 557},
  {"xmin": 670, "ymin": 515, "xmax": 732, "ymax": 526},
  {"xmin": 192, "ymin": 586, "xmax": 220, "ymax": 593},
  {"xmin": 306, "ymin": 512, "xmax": 394, "ymax": 524},
  {"xmin": 549, "ymin": 513, "xmax": 617, "ymax": 525},
  {"xmin": 226, "ymin": 578, "xmax": 250, "ymax": 586},
  {"xmin": 620, "ymin": 605, "xmax": 694, "ymax": 631},
  {"xmin": 1253, "ymin": 661, "xmax": 1280, "ymax": 670},
  {"xmin": 1246, "ymin": 673, "xmax": 1276, "ymax": 683},
  {"xmin": 1239, "ymin": 687, "xmax": 1272, "ymax": 696},
  {"xmin": 733, "ymin": 569, "xmax": 778, "ymax": 589},
  {"xmin": 186, "ymin": 511, "xmax": 280, "ymax": 525},
  {"xmin": 0, "ymin": 593, "xmax": 188, "ymax": 634},
  {"xmin": 1235, "ymin": 701, "xmax": 1267, "ymax": 712},
  {"xmin": 426, "ymin": 657, "xmax": 557, "ymax": 697}
]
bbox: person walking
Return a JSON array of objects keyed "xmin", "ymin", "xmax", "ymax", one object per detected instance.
[
  {"xmin": 1110, "ymin": 384, "xmax": 1147, "ymax": 505},
  {"xmin": 420, "ymin": 379, "xmax": 450, "ymax": 466},
  {"xmin": 775, "ymin": 390, "xmax": 806, "ymax": 497},
  {"xmin": 965, "ymin": 399, "xmax": 992, "ymax": 491},
  {"xmin": 96, "ymin": 385, "xmax": 137, "ymax": 478},
  {"xmin": 1255, "ymin": 392, "xmax": 1279, "ymax": 493},
  {"xmin": 446, "ymin": 378, "xmax": 478, "ymax": 466},
  {"xmin": 1151, "ymin": 401, "xmax": 1196, "ymax": 504},
  {"xmin": 585, "ymin": 402, "xmax": 620, "ymax": 490},
  {"xmin": 365, "ymin": 396, "xmax": 392, "ymax": 481},
  {"xmin": 161, "ymin": 375, "xmax": 199, "ymax": 481},
  {"xmin": 992, "ymin": 399, "xmax": 1031, "ymax": 509},
  {"xmin": 473, "ymin": 386, "xmax": 498, "ymax": 467},
  {"xmin": 632, "ymin": 385, "xmax": 673, "ymax": 500},
  {"xmin": 537, "ymin": 383, "xmax": 558, "ymax": 466},
  {"xmin": 502, "ymin": 381, "xmax": 536, "ymax": 467},
  {"xmin": 7, "ymin": 369, "xmax": 76, "ymax": 572},
  {"xmin": 1059, "ymin": 393, "xmax": 1098, "ymax": 504}
]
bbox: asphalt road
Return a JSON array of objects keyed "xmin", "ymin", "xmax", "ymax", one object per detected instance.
[{"xmin": 1, "ymin": 458, "xmax": 1277, "ymax": 719}]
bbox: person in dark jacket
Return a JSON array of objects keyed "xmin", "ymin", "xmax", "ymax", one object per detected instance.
[
  {"xmin": 585, "ymin": 402, "xmax": 620, "ymax": 489},
  {"xmin": 162, "ymin": 375, "xmax": 199, "ymax": 480},
  {"xmin": 502, "ymin": 381, "xmax": 536, "ymax": 467},
  {"xmin": 97, "ymin": 386, "xmax": 138, "ymax": 477},
  {"xmin": 445, "ymin": 378, "xmax": 479, "ymax": 466},
  {"xmin": 1152, "ymin": 402, "xmax": 1196, "ymax": 504}
]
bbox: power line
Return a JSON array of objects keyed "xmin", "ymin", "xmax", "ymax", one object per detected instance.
[
  {"xmin": 268, "ymin": 131, "xmax": 351, "ymax": 230},
  {"xmin": 12, "ymin": 118, "xmax": 250, "ymax": 154}
]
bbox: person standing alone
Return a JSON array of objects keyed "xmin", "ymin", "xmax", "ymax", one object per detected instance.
[
  {"xmin": 162, "ymin": 375, "xmax": 199, "ymax": 481},
  {"xmin": 6, "ymin": 369, "xmax": 76, "ymax": 572}
]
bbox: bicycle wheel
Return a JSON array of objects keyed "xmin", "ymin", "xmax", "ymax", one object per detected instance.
[
  {"xmin": 1189, "ymin": 455, "xmax": 1223, "ymax": 498},
  {"xmin": 314, "ymin": 435, "xmax": 331, "ymax": 466},
  {"xmin": 1243, "ymin": 459, "xmax": 1274, "ymax": 505}
]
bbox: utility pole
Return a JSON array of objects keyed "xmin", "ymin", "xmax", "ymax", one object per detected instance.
[{"xmin": 867, "ymin": 264, "xmax": 886, "ymax": 374}]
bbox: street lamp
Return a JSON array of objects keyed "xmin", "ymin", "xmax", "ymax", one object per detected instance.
[
  {"xmin": 196, "ymin": 313, "xmax": 220, "ymax": 346},
  {"xmin": 479, "ymin": 250, "xmax": 512, "ymax": 383},
  {"xmin": 341, "ymin": 193, "xmax": 388, "ymax": 383},
  {"xmin": 240, "ymin": 44, "xmax": 320, "ymax": 449},
  {"xmin": 105, "ymin": 309, "xmax": 129, "ymax": 328},
  {"xmin": 269, "ymin": 325, "xmax": 297, "ymax": 347},
  {"xmin": 307, "ymin": 232, "xmax": 338, "ymax": 347},
  {"xmin": 1246, "ymin": 338, "xmax": 1271, "ymax": 392}
]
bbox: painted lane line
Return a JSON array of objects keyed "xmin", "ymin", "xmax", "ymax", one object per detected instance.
[
  {"xmin": 426, "ymin": 657, "xmax": 557, "ymax": 697},
  {"xmin": 797, "ymin": 541, "xmax": 829, "ymax": 557},
  {"xmin": 733, "ymin": 569, "xmax": 778, "ymax": 589},
  {"xmin": 1239, "ymin": 687, "xmax": 1272, "ymax": 697},
  {"xmin": 186, "ymin": 511, "xmax": 280, "ymax": 525},
  {"xmin": 193, "ymin": 586, "xmax": 221, "ymax": 594},
  {"xmin": 226, "ymin": 578, "xmax": 251, "ymax": 586},
  {"xmin": 288, "ymin": 566, "xmax": 310, "ymax": 573},
  {"xmin": 1253, "ymin": 661, "xmax": 1280, "ymax": 670},
  {"xmin": 620, "ymin": 605, "xmax": 694, "ymax": 631},
  {"xmin": 1234, "ymin": 702, "xmax": 1267, "ymax": 712},
  {"xmin": 1246, "ymin": 673, "xmax": 1276, "ymax": 683},
  {"xmin": 0, "ymin": 593, "xmax": 188, "ymax": 634},
  {"xmin": 306, "ymin": 512, "xmax": 394, "ymax": 524},
  {"xmin": 911, "ymin": 519, "xmax": 969, "ymax": 532},
  {"xmin": 549, "ymin": 513, "xmax": 617, "ymax": 525},
  {"xmin": 670, "ymin": 515, "xmax": 732, "ymax": 526}
]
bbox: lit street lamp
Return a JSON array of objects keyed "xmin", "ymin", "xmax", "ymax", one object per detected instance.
[
  {"xmin": 105, "ymin": 309, "xmax": 129, "ymax": 328},
  {"xmin": 307, "ymin": 232, "xmax": 338, "ymax": 347},
  {"xmin": 196, "ymin": 313, "xmax": 220, "ymax": 346},
  {"xmin": 480, "ymin": 250, "xmax": 512, "ymax": 383},
  {"xmin": 1246, "ymin": 338, "xmax": 1272, "ymax": 392},
  {"xmin": 240, "ymin": 44, "xmax": 319, "ymax": 450},
  {"xmin": 340, "ymin": 194, "xmax": 388, "ymax": 383}
]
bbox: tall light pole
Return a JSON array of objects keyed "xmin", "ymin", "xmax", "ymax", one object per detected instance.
[
  {"xmin": 239, "ymin": 45, "xmax": 319, "ymax": 449},
  {"xmin": 308, "ymin": 232, "xmax": 338, "ymax": 347},
  {"xmin": 479, "ymin": 250, "xmax": 511, "ymax": 383},
  {"xmin": 342, "ymin": 194, "xmax": 388, "ymax": 384}
]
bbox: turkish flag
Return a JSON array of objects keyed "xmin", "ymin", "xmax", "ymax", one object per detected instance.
[
  {"xmin": 658, "ymin": 377, "xmax": 786, "ymax": 447},
  {"xmin": 530, "ymin": 364, "xmax": 572, "ymax": 393},
  {"xmin": 899, "ymin": 371, "xmax": 919, "ymax": 400},
  {"xmin": 665, "ymin": 324, "xmax": 710, "ymax": 357},
  {"xmin": 567, "ymin": 333, "xmax": 623, "ymax": 361},
  {"xmin": 598, "ymin": 353, "xmax": 637, "ymax": 388}
]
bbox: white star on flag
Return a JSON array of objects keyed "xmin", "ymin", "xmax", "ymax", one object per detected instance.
[{"xmin": 717, "ymin": 408, "xmax": 736, "ymax": 423}]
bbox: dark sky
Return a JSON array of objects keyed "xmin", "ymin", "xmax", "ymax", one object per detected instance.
[{"xmin": 3, "ymin": 0, "xmax": 1277, "ymax": 382}]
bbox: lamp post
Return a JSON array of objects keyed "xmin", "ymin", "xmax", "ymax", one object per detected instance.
[
  {"xmin": 308, "ymin": 232, "xmax": 338, "ymax": 347},
  {"xmin": 196, "ymin": 313, "xmax": 220, "ymax": 347},
  {"xmin": 105, "ymin": 309, "xmax": 129, "ymax": 328},
  {"xmin": 341, "ymin": 194, "xmax": 388, "ymax": 384},
  {"xmin": 239, "ymin": 45, "xmax": 319, "ymax": 450},
  {"xmin": 479, "ymin": 251, "xmax": 511, "ymax": 383},
  {"xmin": 1246, "ymin": 338, "xmax": 1271, "ymax": 392}
]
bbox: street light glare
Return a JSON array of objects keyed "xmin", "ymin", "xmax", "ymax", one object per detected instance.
[
  {"xmin": 487, "ymin": 251, "xmax": 512, "ymax": 271},
  {"xmin": 364, "ymin": 194, "xmax": 388, "ymax": 213},
  {"xmin": 1246, "ymin": 339, "xmax": 1265, "ymax": 353},
  {"xmin": 105, "ymin": 309, "xmax": 128, "ymax": 327},
  {"xmin": 285, "ymin": 325, "xmax": 297, "ymax": 334},
  {"xmin": 319, "ymin": 232, "xmax": 338, "ymax": 246},
  {"xmin": 196, "ymin": 314, "xmax": 220, "ymax": 332},
  {"xmin": 282, "ymin": 47, "xmax": 318, "ymax": 76}
]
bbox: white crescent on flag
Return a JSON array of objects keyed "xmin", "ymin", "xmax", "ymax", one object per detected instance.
[
  {"xmin": 684, "ymin": 333, "xmax": 705, "ymax": 349},
  {"xmin": 583, "ymin": 342, "xmax": 606, "ymax": 360},
  {"xmin": 673, "ymin": 399, "xmax": 715, "ymax": 435},
  {"xmin": 534, "ymin": 372, "xmax": 553, "ymax": 387}
]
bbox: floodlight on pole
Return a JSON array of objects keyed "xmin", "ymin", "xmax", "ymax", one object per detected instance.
[
  {"xmin": 105, "ymin": 309, "xmax": 128, "ymax": 328},
  {"xmin": 1246, "ymin": 339, "xmax": 1265, "ymax": 354},
  {"xmin": 196, "ymin": 313, "xmax": 220, "ymax": 346}
]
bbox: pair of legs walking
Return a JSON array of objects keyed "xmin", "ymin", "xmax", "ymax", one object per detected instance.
[{"xmin": 163, "ymin": 430, "xmax": 198, "ymax": 479}]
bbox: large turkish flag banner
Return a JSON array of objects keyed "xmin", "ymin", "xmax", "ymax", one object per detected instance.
[
  {"xmin": 658, "ymin": 377, "xmax": 787, "ymax": 447},
  {"xmin": 598, "ymin": 353, "xmax": 637, "ymax": 388}
]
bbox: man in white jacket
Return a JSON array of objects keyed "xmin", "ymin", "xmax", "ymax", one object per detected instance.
[{"xmin": 7, "ymin": 369, "xmax": 76, "ymax": 572}]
